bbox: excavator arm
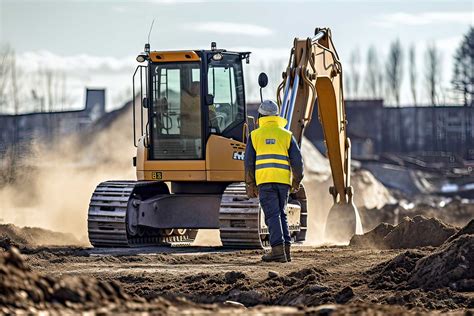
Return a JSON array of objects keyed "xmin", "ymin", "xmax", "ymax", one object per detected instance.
[{"xmin": 276, "ymin": 28, "xmax": 362, "ymax": 242}]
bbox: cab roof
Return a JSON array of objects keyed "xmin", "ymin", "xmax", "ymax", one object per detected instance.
[{"xmin": 148, "ymin": 50, "xmax": 250, "ymax": 63}]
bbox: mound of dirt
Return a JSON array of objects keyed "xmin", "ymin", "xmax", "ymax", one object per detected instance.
[
  {"xmin": 408, "ymin": 234, "xmax": 474, "ymax": 291},
  {"xmin": 367, "ymin": 251, "xmax": 427, "ymax": 289},
  {"xmin": 383, "ymin": 216, "xmax": 457, "ymax": 249},
  {"xmin": 445, "ymin": 219, "xmax": 474, "ymax": 243},
  {"xmin": 351, "ymin": 170, "xmax": 395, "ymax": 210},
  {"xmin": 367, "ymin": 220, "xmax": 474, "ymax": 293},
  {"xmin": 360, "ymin": 197, "xmax": 474, "ymax": 232},
  {"xmin": 136, "ymin": 265, "xmax": 346, "ymax": 307},
  {"xmin": 0, "ymin": 224, "xmax": 83, "ymax": 249},
  {"xmin": 301, "ymin": 137, "xmax": 330, "ymax": 179},
  {"xmin": 350, "ymin": 216, "xmax": 458, "ymax": 249},
  {"xmin": 0, "ymin": 247, "xmax": 131, "ymax": 309},
  {"xmin": 0, "ymin": 247, "xmax": 252, "ymax": 313},
  {"xmin": 350, "ymin": 223, "xmax": 394, "ymax": 248}
]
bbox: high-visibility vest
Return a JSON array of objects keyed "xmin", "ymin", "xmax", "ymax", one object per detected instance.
[{"xmin": 250, "ymin": 116, "xmax": 292, "ymax": 186}]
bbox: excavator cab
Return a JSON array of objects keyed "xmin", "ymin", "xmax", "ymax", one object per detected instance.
[
  {"xmin": 134, "ymin": 46, "xmax": 250, "ymax": 160},
  {"xmin": 87, "ymin": 43, "xmax": 305, "ymax": 248}
]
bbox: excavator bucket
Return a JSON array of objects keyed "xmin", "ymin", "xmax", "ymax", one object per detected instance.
[{"xmin": 324, "ymin": 201, "xmax": 363, "ymax": 244}]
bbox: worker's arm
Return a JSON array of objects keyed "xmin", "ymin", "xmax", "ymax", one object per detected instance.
[
  {"xmin": 244, "ymin": 136, "xmax": 258, "ymax": 198},
  {"xmin": 289, "ymin": 136, "xmax": 304, "ymax": 192}
]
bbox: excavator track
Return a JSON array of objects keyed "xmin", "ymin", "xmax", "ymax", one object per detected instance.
[
  {"xmin": 88, "ymin": 181, "xmax": 196, "ymax": 247},
  {"xmin": 219, "ymin": 183, "xmax": 264, "ymax": 248},
  {"xmin": 218, "ymin": 183, "xmax": 305, "ymax": 248}
]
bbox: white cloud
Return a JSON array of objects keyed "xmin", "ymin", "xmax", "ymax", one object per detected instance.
[
  {"xmin": 148, "ymin": 0, "xmax": 205, "ymax": 3},
  {"xmin": 112, "ymin": 6, "xmax": 127, "ymax": 13},
  {"xmin": 20, "ymin": 50, "xmax": 136, "ymax": 73},
  {"xmin": 193, "ymin": 22, "xmax": 274, "ymax": 37},
  {"xmin": 375, "ymin": 11, "xmax": 473, "ymax": 27},
  {"xmin": 15, "ymin": 51, "xmax": 138, "ymax": 111}
]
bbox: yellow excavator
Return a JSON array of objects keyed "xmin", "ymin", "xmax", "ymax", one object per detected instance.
[{"xmin": 87, "ymin": 27, "xmax": 362, "ymax": 248}]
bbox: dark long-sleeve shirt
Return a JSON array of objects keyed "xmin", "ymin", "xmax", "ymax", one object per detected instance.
[{"xmin": 245, "ymin": 135, "xmax": 304, "ymax": 187}]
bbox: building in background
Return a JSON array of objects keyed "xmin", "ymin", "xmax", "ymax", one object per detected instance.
[
  {"xmin": 276, "ymin": 100, "xmax": 473, "ymax": 161},
  {"xmin": 0, "ymin": 89, "xmax": 106, "ymax": 159}
]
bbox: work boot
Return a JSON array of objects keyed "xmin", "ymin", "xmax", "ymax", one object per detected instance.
[
  {"xmin": 262, "ymin": 244, "xmax": 287, "ymax": 263},
  {"xmin": 285, "ymin": 243, "xmax": 291, "ymax": 262}
]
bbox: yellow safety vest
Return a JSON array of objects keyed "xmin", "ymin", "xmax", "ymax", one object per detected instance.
[{"xmin": 250, "ymin": 116, "xmax": 292, "ymax": 186}]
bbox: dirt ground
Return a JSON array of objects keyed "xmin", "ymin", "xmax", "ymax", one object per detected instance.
[
  {"xmin": 0, "ymin": 105, "xmax": 472, "ymax": 314},
  {"xmin": 0, "ymin": 220, "xmax": 472, "ymax": 314}
]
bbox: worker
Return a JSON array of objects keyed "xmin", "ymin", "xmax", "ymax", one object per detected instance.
[
  {"xmin": 181, "ymin": 81, "xmax": 201, "ymax": 137},
  {"xmin": 244, "ymin": 100, "xmax": 304, "ymax": 263}
]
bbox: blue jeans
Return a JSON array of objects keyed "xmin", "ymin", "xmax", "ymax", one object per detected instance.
[{"xmin": 259, "ymin": 183, "xmax": 291, "ymax": 247}]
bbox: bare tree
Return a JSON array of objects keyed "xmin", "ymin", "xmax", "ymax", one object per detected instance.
[
  {"xmin": 9, "ymin": 51, "xmax": 20, "ymax": 180},
  {"xmin": 409, "ymin": 45, "xmax": 417, "ymax": 106},
  {"xmin": 424, "ymin": 43, "xmax": 441, "ymax": 105},
  {"xmin": 0, "ymin": 45, "xmax": 12, "ymax": 112},
  {"xmin": 344, "ymin": 71, "xmax": 352, "ymax": 99},
  {"xmin": 385, "ymin": 39, "xmax": 404, "ymax": 106},
  {"xmin": 60, "ymin": 71, "xmax": 67, "ymax": 110},
  {"xmin": 452, "ymin": 27, "xmax": 474, "ymax": 107},
  {"xmin": 365, "ymin": 46, "xmax": 381, "ymax": 98},
  {"xmin": 45, "ymin": 68, "xmax": 54, "ymax": 112},
  {"xmin": 349, "ymin": 48, "xmax": 361, "ymax": 98},
  {"xmin": 33, "ymin": 67, "xmax": 70, "ymax": 112}
]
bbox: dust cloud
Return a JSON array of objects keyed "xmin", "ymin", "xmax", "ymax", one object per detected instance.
[
  {"xmin": 301, "ymin": 138, "xmax": 394, "ymax": 245},
  {"xmin": 0, "ymin": 106, "xmax": 135, "ymax": 243},
  {"xmin": 0, "ymin": 103, "xmax": 392, "ymax": 246}
]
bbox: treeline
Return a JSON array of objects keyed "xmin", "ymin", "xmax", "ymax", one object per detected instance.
[
  {"xmin": 344, "ymin": 27, "xmax": 473, "ymax": 107},
  {"xmin": 0, "ymin": 46, "xmax": 71, "ymax": 115}
]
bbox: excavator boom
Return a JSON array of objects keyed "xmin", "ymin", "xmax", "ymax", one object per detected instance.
[{"xmin": 277, "ymin": 28, "xmax": 362, "ymax": 242}]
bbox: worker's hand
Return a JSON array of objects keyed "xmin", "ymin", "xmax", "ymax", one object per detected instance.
[
  {"xmin": 290, "ymin": 182, "xmax": 301, "ymax": 194},
  {"xmin": 246, "ymin": 183, "xmax": 258, "ymax": 198}
]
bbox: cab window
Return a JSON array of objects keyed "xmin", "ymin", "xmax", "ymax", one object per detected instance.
[
  {"xmin": 208, "ymin": 55, "xmax": 245, "ymax": 135},
  {"xmin": 150, "ymin": 62, "xmax": 203, "ymax": 159}
]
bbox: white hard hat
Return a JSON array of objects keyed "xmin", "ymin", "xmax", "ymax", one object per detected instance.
[{"xmin": 258, "ymin": 100, "xmax": 279, "ymax": 116}]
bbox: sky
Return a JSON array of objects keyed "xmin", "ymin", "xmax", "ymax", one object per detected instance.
[{"xmin": 0, "ymin": 0, "xmax": 472, "ymax": 112}]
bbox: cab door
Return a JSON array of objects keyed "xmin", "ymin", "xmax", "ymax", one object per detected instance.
[{"xmin": 207, "ymin": 53, "xmax": 246, "ymax": 142}]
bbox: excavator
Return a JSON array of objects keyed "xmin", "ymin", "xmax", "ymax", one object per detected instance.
[{"xmin": 87, "ymin": 27, "xmax": 362, "ymax": 248}]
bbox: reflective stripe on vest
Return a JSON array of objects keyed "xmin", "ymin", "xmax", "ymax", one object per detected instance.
[{"xmin": 250, "ymin": 116, "xmax": 292, "ymax": 186}]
